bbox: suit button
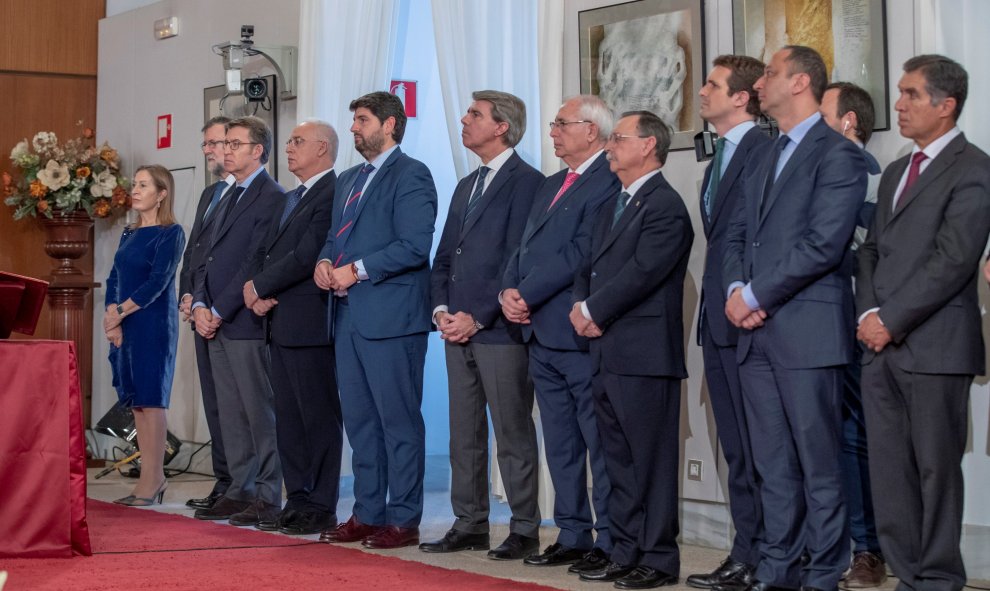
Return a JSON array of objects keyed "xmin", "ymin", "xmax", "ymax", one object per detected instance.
[
  {"xmin": 451, "ymin": 274, "xmax": 457, "ymax": 282},
  {"xmin": 753, "ymin": 241, "xmax": 760, "ymax": 247},
  {"xmin": 455, "ymin": 248, "xmax": 462, "ymax": 255},
  {"xmin": 194, "ymin": 242, "xmax": 200, "ymax": 247},
  {"xmin": 591, "ymin": 271, "xmax": 598, "ymax": 278},
  {"xmin": 208, "ymin": 256, "xmax": 214, "ymax": 262}
]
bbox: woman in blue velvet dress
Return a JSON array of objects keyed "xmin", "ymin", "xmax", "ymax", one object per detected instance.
[{"xmin": 103, "ymin": 164, "xmax": 185, "ymax": 506}]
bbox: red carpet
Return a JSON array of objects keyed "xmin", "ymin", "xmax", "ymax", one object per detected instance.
[{"xmin": 0, "ymin": 500, "xmax": 560, "ymax": 590}]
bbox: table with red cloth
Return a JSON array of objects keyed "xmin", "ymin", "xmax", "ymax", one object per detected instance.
[{"xmin": 0, "ymin": 340, "xmax": 91, "ymax": 557}]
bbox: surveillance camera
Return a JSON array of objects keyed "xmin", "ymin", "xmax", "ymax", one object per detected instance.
[
  {"xmin": 241, "ymin": 25, "xmax": 254, "ymax": 44},
  {"xmin": 244, "ymin": 77, "xmax": 268, "ymax": 102}
]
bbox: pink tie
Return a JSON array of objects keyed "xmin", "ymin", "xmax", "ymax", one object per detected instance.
[
  {"xmin": 895, "ymin": 151, "xmax": 928, "ymax": 211},
  {"xmin": 548, "ymin": 172, "xmax": 580, "ymax": 210}
]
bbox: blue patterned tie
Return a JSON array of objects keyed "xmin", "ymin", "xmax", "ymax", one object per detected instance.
[
  {"xmin": 203, "ymin": 181, "xmax": 228, "ymax": 222},
  {"xmin": 464, "ymin": 166, "xmax": 490, "ymax": 221},
  {"xmin": 279, "ymin": 185, "xmax": 306, "ymax": 228},
  {"xmin": 333, "ymin": 163, "xmax": 375, "ymax": 267},
  {"xmin": 611, "ymin": 191, "xmax": 631, "ymax": 229}
]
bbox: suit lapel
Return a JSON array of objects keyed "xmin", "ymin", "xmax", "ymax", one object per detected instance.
[
  {"xmin": 594, "ymin": 173, "xmax": 662, "ymax": 260},
  {"xmin": 351, "ymin": 148, "xmax": 402, "ymax": 224},
  {"xmin": 213, "ymin": 174, "xmax": 268, "ymax": 245},
  {"xmin": 460, "ymin": 153, "xmax": 519, "ymax": 239},
  {"xmin": 528, "ymin": 152, "xmax": 609, "ymax": 239},
  {"xmin": 889, "ymin": 134, "xmax": 966, "ymax": 223},
  {"xmin": 758, "ymin": 121, "xmax": 826, "ymax": 228},
  {"xmin": 876, "ymin": 157, "xmax": 908, "ymax": 230},
  {"xmin": 710, "ymin": 127, "xmax": 759, "ymax": 228},
  {"xmin": 700, "ymin": 161, "xmax": 714, "ymax": 235},
  {"xmin": 272, "ymin": 171, "xmax": 335, "ymax": 244}
]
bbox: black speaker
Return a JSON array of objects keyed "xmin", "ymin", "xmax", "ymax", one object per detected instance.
[{"xmin": 95, "ymin": 402, "xmax": 182, "ymax": 465}]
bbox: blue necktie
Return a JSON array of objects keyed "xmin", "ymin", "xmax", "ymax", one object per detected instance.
[
  {"xmin": 279, "ymin": 185, "xmax": 306, "ymax": 228},
  {"xmin": 211, "ymin": 186, "xmax": 244, "ymax": 242},
  {"xmin": 611, "ymin": 191, "xmax": 631, "ymax": 229},
  {"xmin": 760, "ymin": 135, "xmax": 790, "ymax": 214},
  {"xmin": 203, "ymin": 181, "xmax": 227, "ymax": 222},
  {"xmin": 464, "ymin": 166, "xmax": 490, "ymax": 221},
  {"xmin": 332, "ymin": 163, "xmax": 375, "ymax": 267}
]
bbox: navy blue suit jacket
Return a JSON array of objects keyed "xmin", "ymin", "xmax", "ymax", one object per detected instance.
[
  {"xmin": 722, "ymin": 119, "xmax": 867, "ymax": 368},
  {"xmin": 193, "ymin": 168, "xmax": 284, "ymax": 340},
  {"xmin": 502, "ymin": 153, "xmax": 619, "ymax": 351},
  {"xmin": 317, "ymin": 147, "xmax": 437, "ymax": 339},
  {"xmin": 431, "ymin": 151, "xmax": 543, "ymax": 345},
  {"xmin": 699, "ymin": 126, "xmax": 770, "ymax": 347},
  {"xmin": 573, "ymin": 171, "xmax": 693, "ymax": 378},
  {"xmin": 251, "ymin": 171, "xmax": 335, "ymax": 347}
]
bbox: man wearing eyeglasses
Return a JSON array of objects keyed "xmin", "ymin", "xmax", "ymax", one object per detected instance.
[
  {"xmin": 570, "ymin": 110, "xmax": 693, "ymax": 589},
  {"xmin": 178, "ymin": 116, "xmax": 235, "ymax": 511},
  {"xmin": 191, "ymin": 115, "xmax": 285, "ymax": 527},
  {"xmin": 501, "ymin": 95, "xmax": 618, "ymax": 574},
  {"xmin": 240, "ymin": 120, "xmax": 342, "ymax": 536}
]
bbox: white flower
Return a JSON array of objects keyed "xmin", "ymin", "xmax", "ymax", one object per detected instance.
[
  {"xmin": 9, "ymin": 140, "xmax": 29, "ymax": 160},
  {"xmin": 32, "ymin": 131, "xmax": 57, "ymax": 153},
  {"xmin": 37, "ymin": 159, "xmax": 71, "ymax": 191},
  {"xmin": 89, "ymin": 169, "xmax": 117, "ymax": 197}
]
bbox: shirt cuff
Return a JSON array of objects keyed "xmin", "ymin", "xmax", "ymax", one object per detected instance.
[
  {"xmin": 580, "ymin": 301, "xmax": 593, "ymax": 322},
  {"xmin": 354, "ymin": 260, "xmax": 369, "ymax": 281},
  {"xmin": 858, "ymin": 307, "xmax": 881, "ymax": 325},
  {"xmin": 210, "ymin": 306, "xmax": 223, "ymax": 320},
  {"xmin": 497, "ymin": 290, "xmax": 505, "ymax": 305},
  {"xmin": 727, "ymin": 281, "xmax": 745, "ymax": 300},
  {"xmin": 192, "ymin": 301, "xmax": 206, "ymax": 311},
  {"xmin": 432, "ymin": 305, "xmax": 448, "ymax": 326},
  {"xmin": 741, "ymin": 284, "xmax": 761, "ymax": 311}
]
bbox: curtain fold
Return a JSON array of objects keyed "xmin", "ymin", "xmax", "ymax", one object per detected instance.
[{"xmin": 537, "ymin": 0, "xmax": 565, "ymax": 175}]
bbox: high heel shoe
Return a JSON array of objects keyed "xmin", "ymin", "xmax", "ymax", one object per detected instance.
[{"xmin": 114, "ymin": 480, "xmax": 167, "ymax": 506}]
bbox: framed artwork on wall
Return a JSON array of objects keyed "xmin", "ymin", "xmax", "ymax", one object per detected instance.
[
  {"xmin": 732, "ymin": 0, "xmax": 890, "ymax": 131},
  {"xmin": 576, "ymin": 0, "xmax": 706, "ymax": 151}
]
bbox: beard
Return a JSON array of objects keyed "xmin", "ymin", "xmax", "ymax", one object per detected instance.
[
  {"xmin": 209, "ymin": 160, "xmax": 226, "ymax": 178},
  {"xmin": 354, "ymin": 128, "xmax": 386, "ymax": 160}
]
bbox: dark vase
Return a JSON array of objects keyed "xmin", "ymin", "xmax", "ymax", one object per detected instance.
[{"xmin": 38, "ymin": 209, "xmax": 94, "ymax": 276}]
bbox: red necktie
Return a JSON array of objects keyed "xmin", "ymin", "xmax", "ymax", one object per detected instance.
[
  {"xmin": 548, "ymin": 172, "xmax": 579, "ymax": 210},
  {"xmin": 895, "ymin": 151, "xmax": 928, "ymax": 211}
]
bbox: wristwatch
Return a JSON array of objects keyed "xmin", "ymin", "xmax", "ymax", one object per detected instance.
[
  {"xmin": 473, "ymin": 320, "xmax": 484, "ymax": 331},
  {"xmin": 116, "ymin": 304, "xmax": 126, "ymax": 317}
]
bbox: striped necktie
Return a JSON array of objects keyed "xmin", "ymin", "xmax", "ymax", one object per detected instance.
[
  {"xmin": 333, "ymin": 163, "xmax": 375, "ymax": 267},
  {"xmin": 611, "ymin": 191, "xmax": 631, "ymax": 229},
  {"xmin": 464, "ymin": 166, "xmax": 490, "ymax": 221}
]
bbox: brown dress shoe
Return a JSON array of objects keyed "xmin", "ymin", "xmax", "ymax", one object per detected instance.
[
  {"xmin": 362, "ymin": 526, "xmax": 420, "ymax": 549},
  {"xmin": 319, "ymin": 515, "xmax": 383, "ymax": 543},
  {"xmin": 842, "ymin": 552, "xmax": 886, "ymax": 589}
]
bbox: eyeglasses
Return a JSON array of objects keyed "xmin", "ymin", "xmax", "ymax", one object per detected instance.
[
  {"xmin": 200, "ymin": 140, "xmax": 224, "ymax": 149},
  {"xmin": 607, "ymin": 133, "xmax": 648, "ymax": 143},
  {"xmin": 549, "ymin": 120, "xmax": 592, "ymax": 130},
  {"xmin": 285, "ymin": 137, "xmax": 326, "ymax": 148},
  {"xmin": 223, "ymin": 140, "xmax": 259, "ymax": 150}
]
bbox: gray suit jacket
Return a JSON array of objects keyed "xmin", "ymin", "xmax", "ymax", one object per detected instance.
[{"xmin": 856, "ymin": 133, "xmax": 990, "ymax": 375}]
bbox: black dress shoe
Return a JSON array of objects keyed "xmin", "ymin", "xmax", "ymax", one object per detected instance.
[
  {"xmin": 615, "ymin": 566, "xmax": 678, "ymax": 589},
  {"xmin": 194, "ymin": 496, "xmax": 251, "ymax": 520},
  {"xmin": 419, "ymin": 529, "xmax": 490, "ymax": 553},
  {"xmin": 687, "ymin": 557, "xmax": 754, "ymax": 589},
  {"xmin": 487, "ymin": 533, "xmax": 540, "ymax": 561},
  {"xmin": 524, "ymin": 542, "xmax": 587, "ymax": 566},
  {"xmin": 280, "ymin": 511, "xmax": 334, "ymax": 536},
  {"xmin": 569, "ymin": 547, "xmax": 610, "ymax": 574},
  {"xmin": 256, "ymin": 507, "xmax": 298, "ymax": 532},
  {"xmin": 228, "ymin": 499, "xmax": 281, "ymax": 527},
  {"xmin": 713, "ymin": 580, "xmax": 796, "ymax": 591},
  {"xmin": 578, "ymin": 561, "xmax": 636, "ymax": 582},
  {"xmin": 186, "ymin": 489, "xmax": 225, "ymax": 509}
]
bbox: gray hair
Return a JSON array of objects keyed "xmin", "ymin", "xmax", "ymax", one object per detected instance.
[
  {"xmin": 202, "ymin": 116, "xmax": 231, "ymax": 133},
  {"xmin": 301, "ymin": 118, "xmax": 339, "ymax": 162},
  {"xmin": 903, "ymin": 54, "xmax": 968, "ymax": 121},
  {"xmin": 471, "ymin": 90, "xmax": 527, "ymax": 147},
  {"xmin": 567, "ymin": 95, "xmax": 613, "ymax": 141}
]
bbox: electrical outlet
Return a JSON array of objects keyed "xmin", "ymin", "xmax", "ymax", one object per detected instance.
[{"xmin": 687, "ymin": 459, "xmax": 703, "ymax": 481}]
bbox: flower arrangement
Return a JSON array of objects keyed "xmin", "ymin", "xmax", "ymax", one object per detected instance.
[{"xmin": 4, "ymin": 125, "xmax": 130, "ymax": 220}]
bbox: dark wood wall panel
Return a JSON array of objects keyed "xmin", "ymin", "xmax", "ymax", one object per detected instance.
[{"xmin": 0, "ymin": 0, "xmax": 105, "ymax": 75}]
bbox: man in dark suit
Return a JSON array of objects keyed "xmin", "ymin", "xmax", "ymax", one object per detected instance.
[
  {"xmin": 314, "ymin": 91, "xmax": 437, "ymax": 550},
  {"xmin": 501, "ymin": 94, "xmax": 618, "ymax": 575},
  {"xmin": 857, "ymin": 55, "xmax": 990, "ymax": 591},
  {"xmin": 687, "ymin": 55, "xmax": 768, "ymax": 591},
  {"xmin": 421, "ymin": 91, "xmax": 543, "ymax": 560},
  {"xmin": 721, "ymin": 46, "xmax": 867, "ymax": 591},
  {"xmin": 178, "ymin": 116, "xmax": 234, "ymax": 510},
  {"xmin": 819, "ymin": 82, "xmax": 886, "ymax": 589},
  {"xmin": 191, "ymin": 116, "xmax": 284, "ymax": 527},
  {"xmin": 242, "ymin": 120, "xmax": 342, "ymax": 536},
  {"xmin": 570, "ymin": 110, "xmax": 693, "ymax": 589}
]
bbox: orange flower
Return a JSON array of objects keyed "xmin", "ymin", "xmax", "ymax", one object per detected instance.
[
  {"xmin": 37, "ymin": 199, "xmax": 49, "ymax": 212},
  {"xmin": 92, "ymin": 198, "xmax": 111, "ymax": 218},
  {"xmin": 2, "ymin": 171, "xmax": 12, "ymax": 188},
  {"xmin": 29, "ymin": 179, "xmax": 48, "ymax": 198},
  {"xmin": 76, "ymin": 165, "xmax": 91, "ymax": 178},
  {"xmin": 83, "ymin": 127, "xmax": 95, "ymax": 139},
  {"xmin": 100, "ymin": 146, "xmax": 119, "ymax": 165},
  {"xmin": 112, "ymin": 185, "xmax": 129, "ymax": 207}
]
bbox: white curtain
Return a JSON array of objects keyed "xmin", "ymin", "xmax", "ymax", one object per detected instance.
[
  {"xmin": 298, "ymin": 0, "xmax": 400, "ymax": 170},
  {"xmin": 537, "ymin": 0, "xmax": 566, "ymax": 175},
  {"xmin": 431, "ymin": 0, "xmax": 542, "ymax": 178}
]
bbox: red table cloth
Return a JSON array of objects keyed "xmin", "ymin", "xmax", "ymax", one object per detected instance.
[{"xmin": 0, "ymin": 340, "xmax": 91, "ymax": 557}]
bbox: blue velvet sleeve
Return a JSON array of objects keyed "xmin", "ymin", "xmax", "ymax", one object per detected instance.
[
  {"xmin": 103, "ymin": 230, "xmax": 129, "ymax": 308},
  {"xmin": 129, "ymin": 224, "xmax": 187, "ymax": 308}
]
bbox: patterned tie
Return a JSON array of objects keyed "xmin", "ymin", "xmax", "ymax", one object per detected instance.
[
  {"xmin": 333, "ymin": 163, "xmax": 375, "ymax": 267},
  {"xmin": 894, "ymin": 151, "xmax": 929, "ymax": 211},
  {"xmin": 548, "ymin": 171, "xmax": 580, "ymax": 210},
  {"xmin": 611, "ymin": 191, "xmax": 631, "ymax": 229},
  {"xmin": 464, "ymin": 166, "xmax": 490, "ymax": 221},
  {"xmin": 203, "ymin": 181, "xmax": 228, "ymax": 222},
  {"xmin": 279, "ymin": 185, "xmax": 307, "ymax": 228},
  {"xmin": 704, "ymin": 137, "xmax": 726, "ymax": 219},
  {"xmin": 211, "ymin": 186, "xmax": 244, "ymax": 242}
]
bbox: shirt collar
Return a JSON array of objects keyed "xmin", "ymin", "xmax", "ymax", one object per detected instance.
[
  {"xmin": 237, "ymin": 165, "xmax": 266, "ymax": 190},
  {"xmin": 783, "ymin": 112, "xmax": 821, "ymax": 146},
  {"xmin": 571, "ymin": 149, "xmax": 605, "ymax": 174},
  {"xmin": 622, "ymin": 168, "xmax": 662, "ymax": 198},
  {"xmin": 723, "ymin": 120, "xmax": 757, "ymax": 145},
  {"xmin": 913, "ymin": 126, "xmax": 961, "ymax": 161},
  {"xmin": 368, "ymin": 145, "xmax": 399, "ymax": 169},
  {"xmin": 300, "ymin": 167, "xmax": 334, "ymax": 191},
  {"xmin": 480, "ymin": 147, "xmax": 514, "ymax": 174}
]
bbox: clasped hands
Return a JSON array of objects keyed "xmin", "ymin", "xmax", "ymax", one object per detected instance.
[
  {"xmin": 500, "ymin": 289, "xmax": 531, "ymax": 325},
  {"xmin": 243, "ymin": 280, "xmax": 277, "ymax": 317},
  {"xmin": 313, "ymin": 260, "xmax": 357, "ymax": 295},
  {"xmin": 569, "ymin": 302, "xmax": 603, "ymax": 338},
  {"xmin": 193, "ymin": 307, "xmax": 222, "ymax": 339},
  {"xmin": 856, "ymin": 311, "xmax": 892, "ymax": 353},
  {"xmin": 435, "ymin": 311, "xmax": 479, "ymax": 344},
  {"xmin": 725, "ymin": 288, "xmax": 767, "ymax": 329},
  {"xmin": 103, "ymin": 305, "xmax": 123, "ymax": 347}
]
